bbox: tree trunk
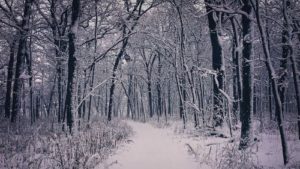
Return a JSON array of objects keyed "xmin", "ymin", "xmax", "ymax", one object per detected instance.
[
  {"xmin": 50, "ymin": 0, "xmax": 69, "ymax": 123},
  {"xmin": 157, "ymin": 53, "xmax": 162, "ymax": 117},
  {"xmin": 277, "ymin": 19, "xmax": 290, "ymax": 116},
  {"xmin": 35, "ymin": 92, "xmax": 40, "ymax": 119},
  {"xmin": 127, "ymin": 74, "xmax": 133, "ymax": 118},
  {"xmin": 205, "ymin": 0, "xmax": 225, "ymax": 127},
  {"xmin": 264, "ymin": 0, "xmax": 273, "ymax": 120},
  {"xmin": 4, "ymin": 39, "xmax": 16, "ymax": 118},
  {"xmin": 239, "ymin": 0, "xmax": 254, "ymax": 149},
  {"xmin": 230, "ymin": 17, "xmax": 242, "ymax": 124},
  {"xmin": 11, "ymin": 0, "xmax": 33, "ymax": 123},
  {"xmin": 107, "ymin": 32, "xmax": 128, "ymax": 121},
  {"xmin": 64, "ymin": 0, "xmax": 80, "ymax": 133},
  {"xmin": 187, "ymin": 69, "xmax": 198, "ymax": 127},
  {"xmin": 82, "ymin": 70, "xmax": 87, "ymax": 119},
  {"xmin": 47, "ymin": 75, "xmax": 56, "ymax": 116}
]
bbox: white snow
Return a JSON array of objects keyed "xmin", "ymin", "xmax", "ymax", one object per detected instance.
[{"xmin": 96, "ymin": 120, "xmax": 199, "ymax": 169}]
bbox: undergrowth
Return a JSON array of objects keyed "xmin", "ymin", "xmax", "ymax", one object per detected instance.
[{"xmin": 0, "ymin": 118, "xmax": 132, "ymax": 169}]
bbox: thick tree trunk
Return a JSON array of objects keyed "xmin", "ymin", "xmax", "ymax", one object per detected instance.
[
  {"xmin": 239, "ymin": 0, "xmax": 254, "ymax": 149},
  {"xmin": 205, "ymin": 0, "xmax": 225, "ymax": 127},
  {"xmin": 11, "ymin": 0, "xmax": 33, "ymax": 123},
  {"xmin": 64, "ymin": 0, "xmax": 80, "ymax": 133}
]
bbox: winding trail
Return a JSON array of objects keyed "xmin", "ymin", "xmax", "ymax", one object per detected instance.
[{"xmin": 97, "ymin": 120, "xmax": 199, "ymax": 169}]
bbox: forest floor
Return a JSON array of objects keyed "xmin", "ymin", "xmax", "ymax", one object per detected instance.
[{"xmin": 97, "ymin": 119, "xmax": 300, "ymax": 169}]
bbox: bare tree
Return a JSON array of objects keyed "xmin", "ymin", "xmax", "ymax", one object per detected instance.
[
  {"xmin": 205, "ymin": 0, "xmax": 225, "ymax": 127},
  {"xmin": 252, "ymin": 0, "xmax": 289, "ymax": 164},
  {"xmin": 11, "ymin": 0, "xmax": 34, "ymax": 123},
  {"xmin": 239, "ymin": 0, "xmax": 254, "ymax": 149},
  {"xmin": 64, "ymin": 0, "xmax": 80, "ymax": 133}
]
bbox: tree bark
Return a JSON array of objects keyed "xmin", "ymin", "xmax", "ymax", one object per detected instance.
[
  {"xmin": 107, "ymin": 31, "xmax": 128, "ymax": 121},
  {"xmin": 11, "ymin": 0, "xmax": 34, "ymax": 123},
  {"xmin": 277, "ymin": 12, "xmax": 290, "ymax": 115},
  {"xmin": 4, "ymin": 38, "xmax": 16, "ymax": 118},
  {"xmin": 230, "ymin": 17, "xmax": 242, "ymax": 124},
  {"xmin": 64, "ymin": 0, "xmax": 80, "ymax": 133},
  {"xmin": 239, "ymin": 0, "xmax": 254, "ymax": 149},
  {"xmin": 205, "ymin": 0, "xmax": 225, "ymax": 127},
  {"xmin": 156, "ymin": 53, "xmax": 162, "ymax": 117}
]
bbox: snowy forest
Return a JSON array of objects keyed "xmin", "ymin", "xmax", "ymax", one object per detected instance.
[{"xmin": 0, "ymin": 0, "xmax": 300, "ymax": 168}]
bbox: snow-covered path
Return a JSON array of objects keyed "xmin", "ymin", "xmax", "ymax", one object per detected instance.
[{"xmin": 97, "ymin": 120, "xmax": 199, "ymax": 169}]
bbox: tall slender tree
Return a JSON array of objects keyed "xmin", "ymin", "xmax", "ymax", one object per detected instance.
[
  {"xmin": 205, "ymin": 0, "xmax": 225, "ymax": 127},
  {"xmin": 11, "ymin": 0, "xmax": 34, "ymax": 123},
  {"xmin": 4, "ymin": 38, "xmax": 16, "ymax": 118},
  {"xmin": 253, "ymin": 0, "xmax": 289, "ymax": 164},
  {"xmin": 64, "ymin": 0, "xmax": 80, "ymax": 133}
]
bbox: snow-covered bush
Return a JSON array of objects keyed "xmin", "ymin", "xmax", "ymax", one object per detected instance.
[
  {"xmin": 215, "ymin": 142, "xmax": 262, "ymax": 169},
  {"xmin": 0, "ymin": 118, "xmax": 132, "ymax": 169}
]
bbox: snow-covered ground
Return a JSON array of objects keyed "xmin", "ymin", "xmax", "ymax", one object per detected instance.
[
  {"xmin": 97, "ymin": 119, "xmax": 300, "ymax": 169},
  {"xmin": 96, "ymin": 120, "xmax": 199, "ymax": 169},
  {"xmin": 171, "ymin": 120, "xmax": 300, "ymax": 169}
]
